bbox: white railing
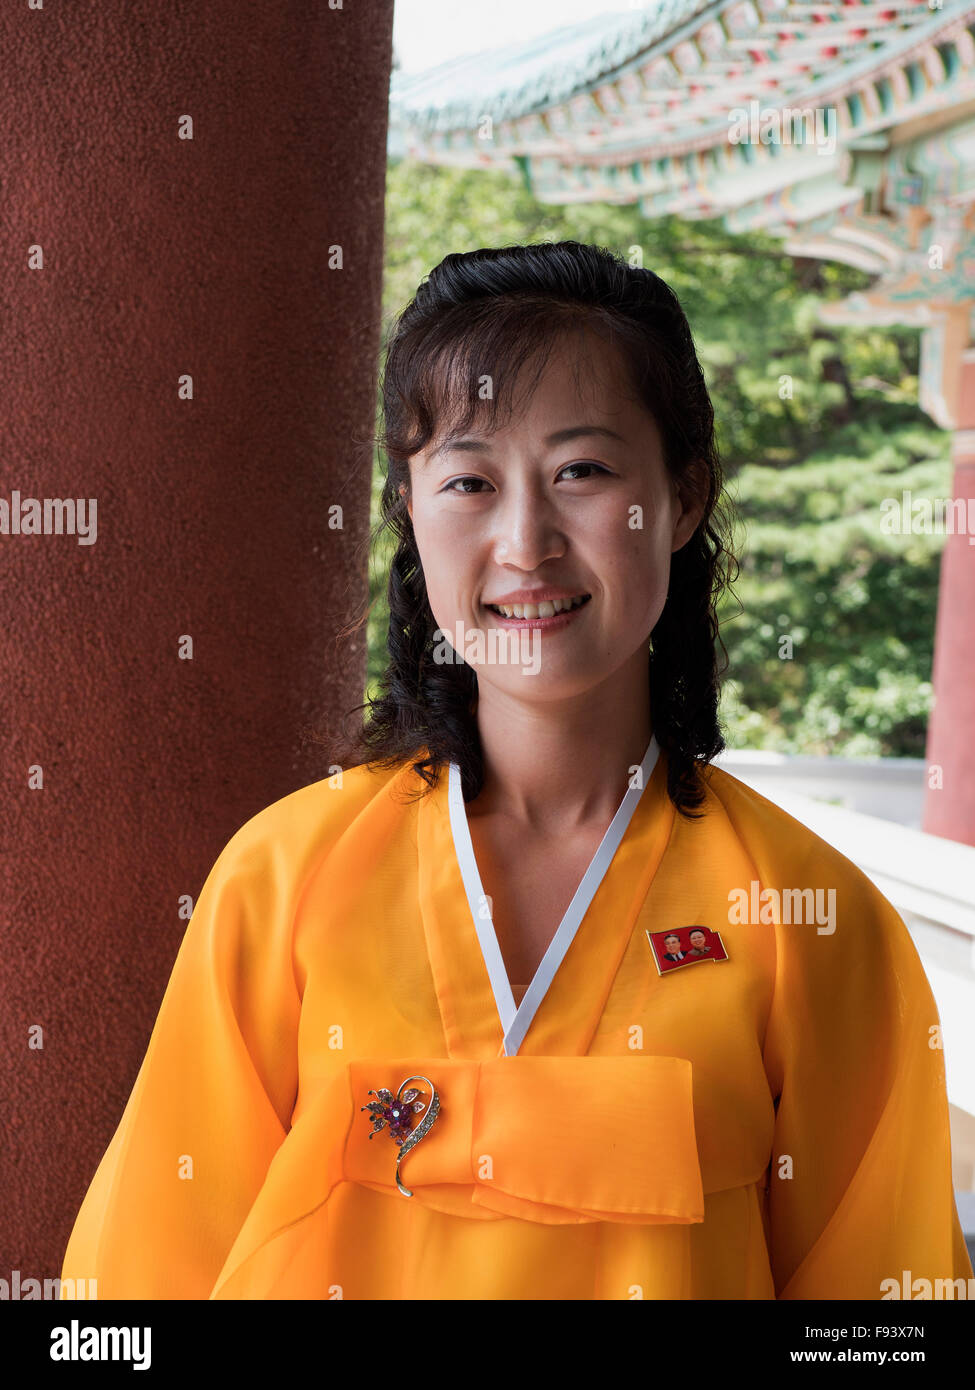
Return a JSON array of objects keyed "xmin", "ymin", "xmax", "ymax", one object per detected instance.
[{"xmin": 715, "ymin": 749, "xmax": 929, "ymax": 825}]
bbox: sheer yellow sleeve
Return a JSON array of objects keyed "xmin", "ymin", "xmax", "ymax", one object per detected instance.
[
  {"xmin": 761, "ymin": 842, "xmax": 973, "ymax": 1300},
  {"xmin": 60, "ymin": 817, "xmax": 302, "ymax": 1300}
]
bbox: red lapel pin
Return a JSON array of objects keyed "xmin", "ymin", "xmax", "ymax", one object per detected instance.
[{"xmin": 646, "ymin": 926, "xmax": 729, "ymax": 976}]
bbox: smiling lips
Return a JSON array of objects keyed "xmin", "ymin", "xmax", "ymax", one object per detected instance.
[{"xmin": 486, "ymin": 594, "xmax": 591, "ymax": 620}]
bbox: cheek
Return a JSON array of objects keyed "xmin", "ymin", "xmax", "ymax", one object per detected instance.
[
  {"xmin": 601, "ymin": 519, "xmax": 672, "ymax": 591},
  {"xmin": 593, "ymin": 519, "xmax": 673, "ymax": 635},
  {"xmin": 591, "ymin": 492, "xmax": 673, "ymax": 558},
  {"xmin": 411, "ymin": 515, "xmax": 473, "ymax": 623}
]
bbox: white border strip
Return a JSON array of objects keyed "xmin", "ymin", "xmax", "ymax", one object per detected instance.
[{"xmin": 448, "ymin": 735, "xmax": 661, "ymax": 1056}]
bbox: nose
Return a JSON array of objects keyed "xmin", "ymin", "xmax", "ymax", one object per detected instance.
[{"xmin": 491, "ymin": 483, "xmax": 566, "ymax": 569}]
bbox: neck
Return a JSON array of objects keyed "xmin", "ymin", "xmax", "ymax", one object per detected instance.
[{"xmin": 467, "ymin": 646, "xmax": 653, "ymax": 832}]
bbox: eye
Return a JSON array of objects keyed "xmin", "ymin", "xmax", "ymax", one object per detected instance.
[
  {"xmin": 441, "ymin": 476, "xmax": 491, "ymax": 494},
  {"xmin": 558, "ymin": 461, "xmax": 608, "ymax": 481},
  {"xmin": 440, "ymin": 462, "xmax": 608, "ymax": 494}
]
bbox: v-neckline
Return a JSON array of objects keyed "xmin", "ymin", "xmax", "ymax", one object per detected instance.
[
  {"xmin": 415, "ymin": 737, "xmax": 674, "ymax": 1060},
  {"xmin": 449, "ymin": 736, "xmax": 660, "ymax": 1056},
  {"xmin": 413, "ymin": 735, "xmax": 668, "ymax": 1061}
]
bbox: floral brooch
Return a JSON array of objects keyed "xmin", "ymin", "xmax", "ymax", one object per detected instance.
[{"xmin": 360, "ymin": 1074, "xmax": 441, "ymax": 1196}]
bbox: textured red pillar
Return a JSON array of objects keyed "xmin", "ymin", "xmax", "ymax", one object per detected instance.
[
  {"xmin": 923, "ymin": 344, "xmax": 975, "ymax": 845},
  {"xmin": 0, "ymin": 2, "xmax": 392, "ymax": 1280}
]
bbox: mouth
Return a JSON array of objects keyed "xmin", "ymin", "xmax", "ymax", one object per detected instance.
[{"xmin": 484, "ymin": 593, "xmax": 592, "ymax": 623}]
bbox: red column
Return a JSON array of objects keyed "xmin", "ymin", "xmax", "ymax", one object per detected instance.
[
  {"xmin": 0, "ymin": 2, "xmax": 391, "ymax": 1280},
  {"xmin": 923, "ymin": 344, "xmax": 975, "ymax": 845}
]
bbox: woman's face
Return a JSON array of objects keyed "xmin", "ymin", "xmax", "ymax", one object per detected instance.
[{"xmin": 404, "ymin": 331, "xmax": 705, "ymax": 704}]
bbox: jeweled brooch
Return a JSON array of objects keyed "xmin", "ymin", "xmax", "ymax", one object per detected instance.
[{"xmin": 360, "ymin": 1075, "xmax": 441, "ymax": 1197}]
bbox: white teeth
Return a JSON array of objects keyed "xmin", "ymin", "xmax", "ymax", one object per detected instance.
[{"xmin": 489, "ymin": 594, "xmax": 589, "ymax": 619}]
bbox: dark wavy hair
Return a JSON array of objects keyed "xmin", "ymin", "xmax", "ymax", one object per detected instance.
[{"xmin": 329, "ymin": 239, "xmax": 739, "ymax": 816}]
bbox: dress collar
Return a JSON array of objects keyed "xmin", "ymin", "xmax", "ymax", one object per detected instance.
[
  {"xmin": 416, "ymin": 737, "xmax": 674, "ymax": 1059},
  {"xmin": 449, "ymin": 736, "xmax": 661, "ymax": 1055}
]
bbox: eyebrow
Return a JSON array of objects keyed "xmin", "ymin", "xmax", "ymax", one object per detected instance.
[{"xmin": 427, "ymin": 424, "xmax": 627, "ymax": 463}]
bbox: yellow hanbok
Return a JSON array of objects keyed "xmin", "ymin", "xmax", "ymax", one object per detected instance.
[{"xmin": 60, "ymin": 745, "xmax": 973, "ymax": 1299}]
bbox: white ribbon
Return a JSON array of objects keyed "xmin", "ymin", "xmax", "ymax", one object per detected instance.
[{"xmin": 448, "ymin": 735, "xmax": 661, "ymax": 1056}]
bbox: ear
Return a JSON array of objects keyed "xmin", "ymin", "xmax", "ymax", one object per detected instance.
[
  {"xmin": 398, "ymin": 480, "xmax": 413, "ymax": 524},
  {"xmin": 671, "ymin": 460, "xmax": 709, "ymax": 553}
]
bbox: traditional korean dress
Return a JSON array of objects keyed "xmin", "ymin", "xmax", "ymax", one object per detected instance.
[{"xmin": 60, "ymin": 738, "xmax": 973, "ymax": 1299}]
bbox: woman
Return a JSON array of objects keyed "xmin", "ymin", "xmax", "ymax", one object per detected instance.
[{"xmin": 61, "ymin": 240, "xmax": 972, "ymax": 1300}]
